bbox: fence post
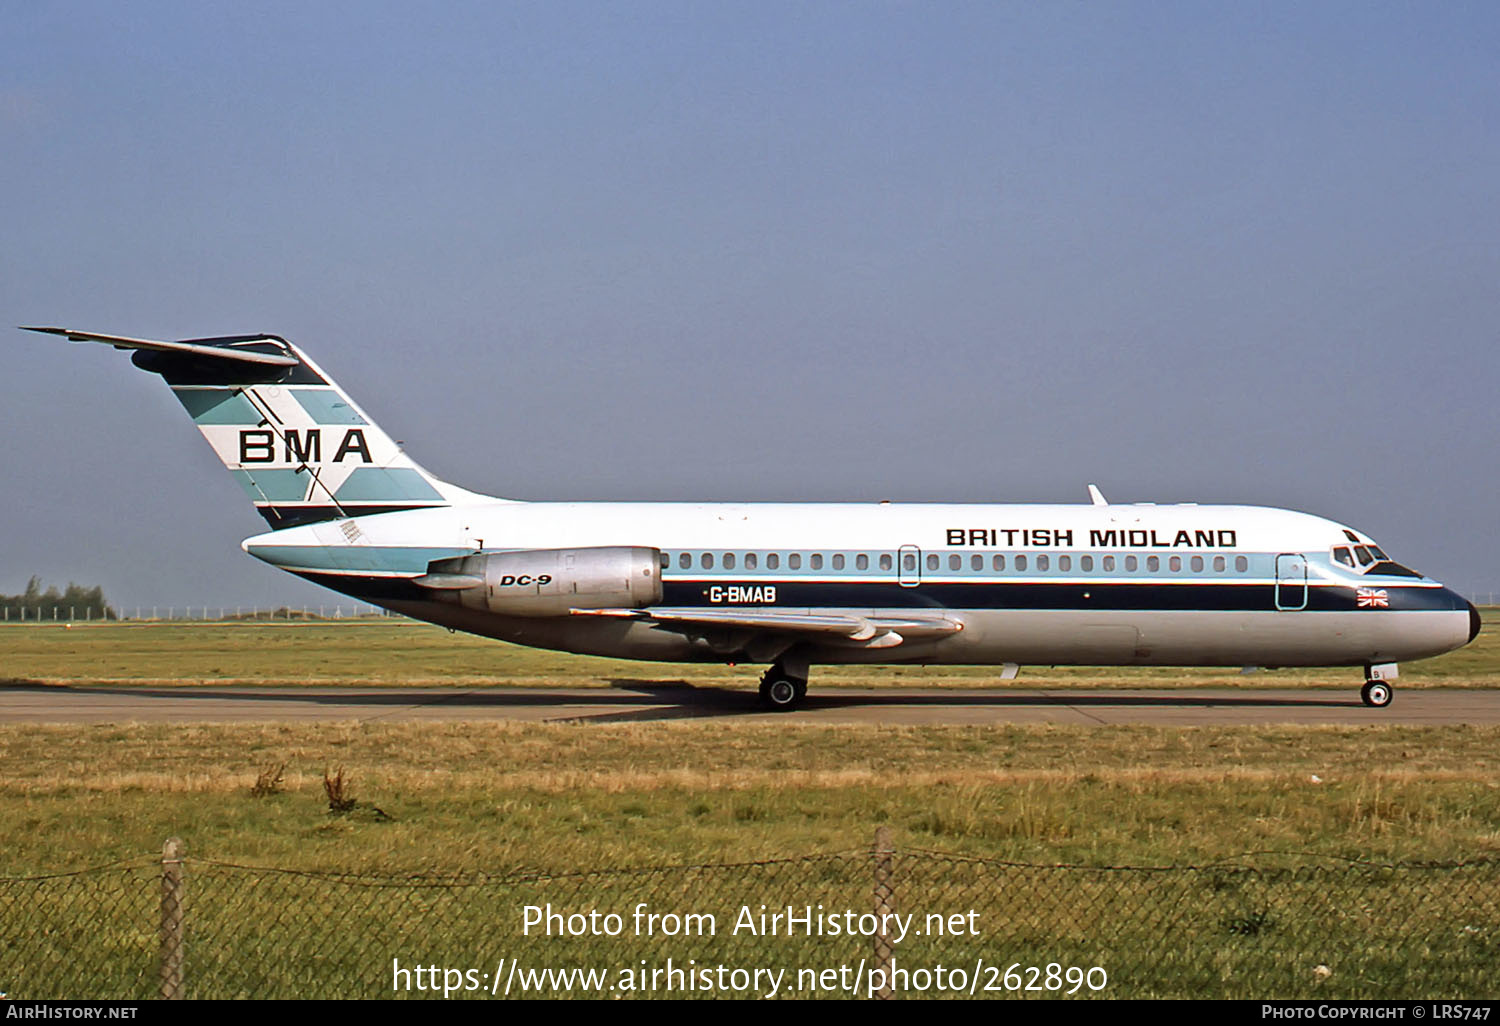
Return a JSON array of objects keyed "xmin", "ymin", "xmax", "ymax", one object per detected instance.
[
  {"xmin": 872, "ymin": 825, "xmax": 895, "ymax": 1000},
  {"xmin": 160, "ymin": 837, "xmax": 186, "ymax": 999}
]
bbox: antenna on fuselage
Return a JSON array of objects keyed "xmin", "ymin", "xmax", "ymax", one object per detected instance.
[{"xmin": 1087, "ymin": 484, "xmax": 1108, "ymax": 506}]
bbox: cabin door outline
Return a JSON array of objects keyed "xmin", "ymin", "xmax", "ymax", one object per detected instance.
[{"xmin": 1275, "ymin": 553, "xmax": 1308, "ymax": 611}]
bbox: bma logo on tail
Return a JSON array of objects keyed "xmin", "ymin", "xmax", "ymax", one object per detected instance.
[{"xmin": 239, "ymin": 428, "xmax": 373, "ymax": 465}]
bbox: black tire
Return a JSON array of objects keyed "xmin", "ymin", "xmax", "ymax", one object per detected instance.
[
  {"xmin": 1361, "ymin": 680, "xmax": 1393, "ymax": 708},
  {"xmin": 758, "ymin": 674, "xmax": 807, "ymax": 711}
]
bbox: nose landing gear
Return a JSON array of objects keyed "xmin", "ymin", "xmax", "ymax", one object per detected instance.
[
  {"xmin": 1360, "ymin": 663, "xmax": 1397, "ymax": 708},
  {"xmin": 1360, "ymin": 679, "xmax": 1393, "ymax": 708}
]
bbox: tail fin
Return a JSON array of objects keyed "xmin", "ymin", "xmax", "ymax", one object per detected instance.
[{"xmin": 25, "ymin": 327, "xmax": 473, "ymax": 528}]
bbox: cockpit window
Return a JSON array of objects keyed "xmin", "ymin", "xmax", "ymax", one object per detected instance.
[{"xmin": 1337, "ymin": 541, "xmax": 1419, "ymax": 577}]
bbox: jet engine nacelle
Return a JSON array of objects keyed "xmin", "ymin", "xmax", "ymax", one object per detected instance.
[{"xmin": 419, "ymin": 546, "xmax": 663, "ymax": 617}]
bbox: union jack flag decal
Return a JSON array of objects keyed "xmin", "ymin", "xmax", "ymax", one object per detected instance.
[{"xmin": 1356, "ymin": 587, "xmax": 1390, "ymax": 608}]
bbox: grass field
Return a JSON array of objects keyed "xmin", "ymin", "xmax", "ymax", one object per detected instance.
[
  {"xmin": 2, "ymin": 720, "xmax": 1500, "ymax": 874},
  {"xmin": 5, "ymin": 715, "xmax": 1500, "ymax": 999},
  {"xmin": 0, "ymin": 615, "xmax": 1497, "ymax": 874},
  {"xmin": 3, "ymin": 618, "xmax": 1498, "ymax": 998},
  {"xmin": 1, "ymin": 608, "xmax": 1496, "ymax": 687}
]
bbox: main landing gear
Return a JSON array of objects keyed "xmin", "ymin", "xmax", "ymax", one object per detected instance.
[{"xmin": 758, "ymin": 662, "xmax": 808, "ymax": 711}]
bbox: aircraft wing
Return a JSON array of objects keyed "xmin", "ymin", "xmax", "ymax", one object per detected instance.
[
  {"xmin": 573, "ymin": 607, "xmax": 963, "ymax": 649},
  {"xmin": 21, "ymin": 326, "xmax": 298, "ymax": 367}
]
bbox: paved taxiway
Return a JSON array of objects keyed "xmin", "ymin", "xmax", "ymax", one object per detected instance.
[{"xmin": 0, "ymin": 684, "xmax": 1494, "ymax": 726}]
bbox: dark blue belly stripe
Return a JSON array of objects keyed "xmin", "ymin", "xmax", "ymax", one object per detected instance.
[{"xmin": 292, "ymin": 572, "xmax": 1465, "ymax": 615}]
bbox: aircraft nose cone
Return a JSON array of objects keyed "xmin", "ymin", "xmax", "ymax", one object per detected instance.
[{"xmin": 1470, "ymin": 601, "xmax": 1483, "ymax": 644}]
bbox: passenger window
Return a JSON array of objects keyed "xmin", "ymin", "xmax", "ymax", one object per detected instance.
[
  {"xmin": 1080, "ymin": 555, "xmax": 1093, "ymax": 572},
  {"xmin": 1103, "ymin": 556, "xmax": 1116, "ymax": 572},
  {"xmin": 1058, "ymin": 555, "xmax": 1071, "ymax": 571},
  {"xmin": 992, "ymin": 555, "xmax": 1006, "ymax": 571},
  {"xmin": 927, "ymin": 554, "xmax": 939, "ymax": 571},
  {"xmin": 1147, "ymin": 556, "xmax": 1159, "ymax": 572},
  {"xmin": 902, "ymin": 553, "xmax": 915, "ymax": 572},
  {"xmin": 678, "ymin": 552, "xmax": 691, "ymax": 569},
  {"xmin": 832, "ymin": 554, "xmax": 845, "ymax": 571},
  {"xmin": 1333, "ymin": 547, "xmax": 1354, "ymax": 567},
  {"xmin": 789, "ymin": 554, "xmax": 802, "ymax": 570},
  {"xmin": 723, "ymin": 553, "xmax": 736, "ymax": 570},
  {"xmin": 1191, "ymin": 556, "xmax": 1204, "ymax": 572},
  {"xmin": 1124, "ymin": 555, "xmax": 1138, "ymax": 572},
  {"xmin": 745, "ymin": 553, "xmax": 758, "ymax": 570},
  {"xmin": 810, "ymin": 554, "xmax": 823, "ymax": 570},
  {"xmin": 1213, "ymin": 556, "xmax": 1225, "ymax": 572},
  {"xmin": 766, "ymin": 553, "xmax": 779, "ymax": 570},
  {"xmin": 1235, "ymin": 556, "xmax": 1248, "ymax": 572},
  {"xmin": 661, "ymin": 552, "xmax": 670, "ymax": 569},
  {"xmin": 1036, "ymin": 554, "xmax": 1049, "ymax": 571},
  {"xmin": 972, "ymin": 554, "xmax": 983, "ymax": 571},
  {"xmin": 1169, "ymin": 556, "xmax": 1181, "ymax": 572},
  {"xmin": 855, "ymin": 554, "xmax": 869, "ymax": 571},
  {"xmin": 701, "ymin": 553, "xmax": 714, "ymax": 570},
  {"xmin": 949, "ymin": 554, "xmax": 961, "ymax": 571},
  {"xmin": 1015, "ymin": 554, "xmax": 1028, "ymax": 571},
  {"xmin": 880, "ymin": 554, "xmax": 893, "ymax": 571}
]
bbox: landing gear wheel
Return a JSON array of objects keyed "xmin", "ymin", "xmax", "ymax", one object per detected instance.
[
  {"xmin": 1361, "ymin": 680, "xmax": 1393, "ymax": 708},
  {"xmin": 758, "ymin": 670, "xmax": 807, "ymax": 711}
]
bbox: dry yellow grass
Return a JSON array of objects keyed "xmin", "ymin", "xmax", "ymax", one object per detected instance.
[
  {"xmin": 1, "ymin": 720, "xmax": 1497, "ymax": 874},
  {"xmin": 1, "ymin": 611, "xmax": 1495, "ymax": 686},
  {"xmin": 12, "ymin": 763, "xmax": 1495, "ymax": 797}
]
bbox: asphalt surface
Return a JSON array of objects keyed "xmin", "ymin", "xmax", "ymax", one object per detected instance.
[{"xmin": 0, "ymin": 683, "xmax": 1494, "ymax": 726}]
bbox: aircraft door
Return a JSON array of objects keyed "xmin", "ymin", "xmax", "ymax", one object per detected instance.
[
  {"xmin": 1275, "ymin": 553, "xmax": 1308, "ymax": 610},
  {"xmin": 898, "ymin": 545, "xmax": 921, "ymax": 587}
]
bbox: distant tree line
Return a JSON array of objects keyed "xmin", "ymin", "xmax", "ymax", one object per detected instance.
[{"xmin": 2, "ymin": 577, "xmax": 116, "ymax": 620}]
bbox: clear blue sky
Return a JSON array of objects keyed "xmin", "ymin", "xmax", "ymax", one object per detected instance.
[{"xmin": 3, "ymin": 2, "xmax": 1497, "ymax": 607}]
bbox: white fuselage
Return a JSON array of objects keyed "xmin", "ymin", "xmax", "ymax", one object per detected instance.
[
  {"xmin": 244, "ymin": 499, "xmax": 1478, "ymax": 670},
  {"xmin": 38, "ymin": 326, "xmax": 1477, "ymax": 701}
]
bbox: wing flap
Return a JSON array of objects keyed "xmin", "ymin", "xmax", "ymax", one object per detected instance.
[
  {"xmin": 21, "ymin": 327, "xmax": 298, "ymax": 367},
  {"xmin": 574, "ymin": 607, "xmax": 964, "ymax": 647}
]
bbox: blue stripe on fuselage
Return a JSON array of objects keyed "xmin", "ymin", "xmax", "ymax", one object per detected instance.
[
  {"xmin": 274, "ymin": 568, "xmax": 1466, "ymax": 614},
  {"xmin": 659, "ymin": 579, "xmax": 1462, "ymax": 612}
]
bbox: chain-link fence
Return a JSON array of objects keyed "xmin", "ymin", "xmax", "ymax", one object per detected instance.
[{"xmin": 2, "ymin": 836, "xmax": 1496, "ymax": 999}]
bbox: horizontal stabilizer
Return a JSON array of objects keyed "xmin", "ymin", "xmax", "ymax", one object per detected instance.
[{"xmin": 21, "ymin": 327, "xmax": 298, "ymax": 367}]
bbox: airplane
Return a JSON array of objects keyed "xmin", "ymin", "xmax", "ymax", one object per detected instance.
[{"xmin": 24, "ymin": 326, "xmax": 1481, "ymax": 711}]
